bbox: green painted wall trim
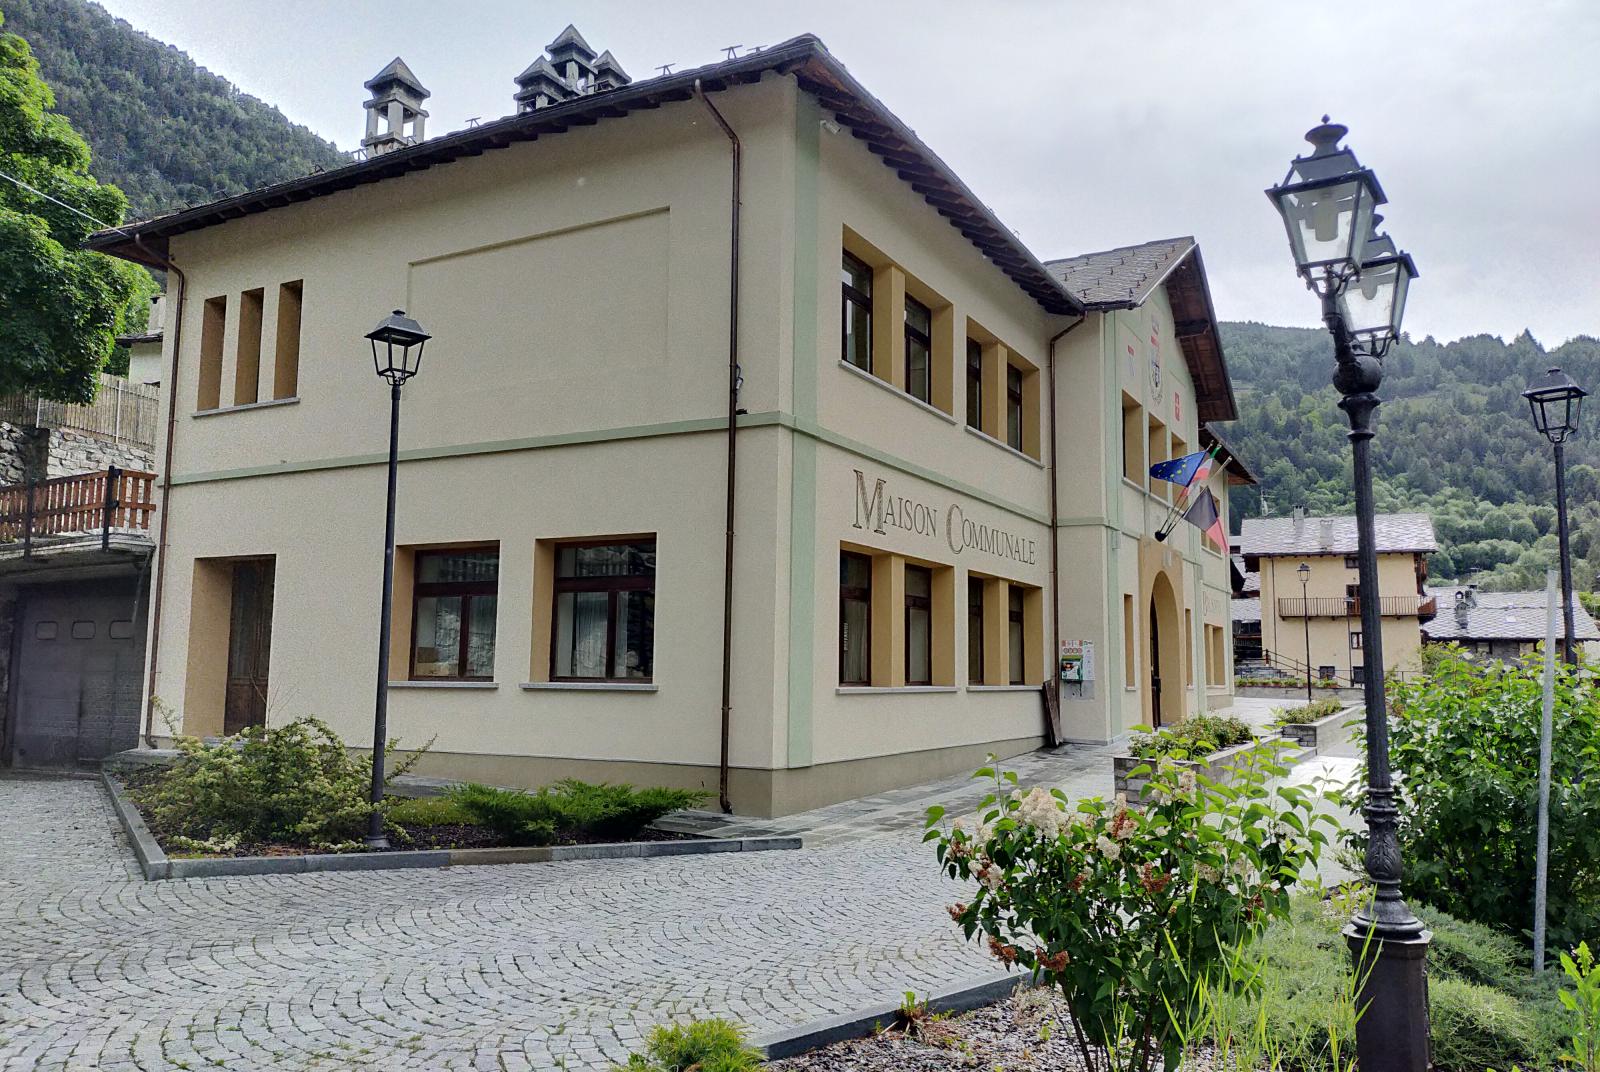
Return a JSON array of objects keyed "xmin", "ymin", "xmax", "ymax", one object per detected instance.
[{"xmin": 786, "ymin": 93, "xmax": 821, "ymax": 769}]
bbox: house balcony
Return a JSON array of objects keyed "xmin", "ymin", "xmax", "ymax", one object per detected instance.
[
  {"xmin": 0, "ymin": 467, "xmax": 157, "ymax": 577},
  {"xmin": 1277, "ymin": 595, "xmax": 1433, "ymax": 619}
]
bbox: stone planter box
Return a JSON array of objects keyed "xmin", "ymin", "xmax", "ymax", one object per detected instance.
[
  {"xmin": 1113, "ymin": 735, "xmax": 1303, "ymax": 803},
  {"xmin": 1277, "ymin": 703, "xmax": 1359, "ymax": 753},
  {"xmin": 1236, "ymin": 684, "xmax": 1362, "ymax": 702},
  {"xmin": 100, "ymin": 769, "xmax": 799, "ymax": 882}
]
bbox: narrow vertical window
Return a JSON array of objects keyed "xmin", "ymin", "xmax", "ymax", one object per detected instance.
[
  {"xmin": 197, "ymin": 295, "xmax": 226, "ymax": 411},
  {"xmin": 1122, "ymin": 594, "xmax": 1136, "ymax": 687},
  {"xmin": 904, "ymin": 297, "xmax": 932, "ymax": 403},
  {"xmin": 274, "ymin": 280, "xmax": 303, "ymax": 399},
  {"xmin": 967, "ymin": 575, "xmax": 985, "ymax": 684},
  {"xmin": 553, "ymin": 540, "xmax": 656, "ymax": 681},
  {"xmin": 1121, "ymin": 395, "xmax": 1143, "ymax": 483},
  {"xmin": 234, "ymin": 288, "xmax": 264, "ymax": 406},
  {"xmin": 412, "ymin": 549, "xmax": 499, "ymax": 680},
  {"xmin": 905, "ymin": 565, "xmax": 932, "ymax": 686},
  {"xmin": 1008, "ymin": 586, "xmax": 1026, "ymax": 684},
  {"xmin": 965, "ymin": 340, "xmax": 983, "ymax": 429},
  {"xmin": 1350, "ymin": 631, "xmax": 1363, "ymax": 649},
  {"xmin": 1006, "ymin": 365, "xmax": 1024, "ymax": 451},
  {"xmin": 840, "ymin": 551, "xmax": 872, "ymax": 685},
  {"xmin": 841, "ymin": 252, "xmax": 873, "ymax": 371}
]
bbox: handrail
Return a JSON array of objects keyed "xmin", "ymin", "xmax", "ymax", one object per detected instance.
[
  {"xmin": 1278, "ymin": 595, "xmax": 1429, "ymax": 618},
  {"xmin": 0, "ymin": 467, "xmax": 157, "ymax": 555}
]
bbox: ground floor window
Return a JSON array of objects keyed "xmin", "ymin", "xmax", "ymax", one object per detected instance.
[
  {"xmin": 967, "ymin": 576, "xmax": 985, "ymax": 683},
  {"xmin": 553, "ymin": 540, "xmax": 655, "ymax": 681},
  {"xmin": 905, "ymin": 564, "xmax": 933, "ymax": 685},
  {"xmin": 412, "ymin": 549, "xmax": 498, "ymax": 680},
  {"xmin": 840, "ymin": 551, "xmax": 872, "ymax": 685},
  {"xmin": 1350, "ymin": 631, "xmax": 1363, "ymax": 649},
  {"xmin": 1008, "ymin": 586, "xmax": 1025, "ymax": 685}
]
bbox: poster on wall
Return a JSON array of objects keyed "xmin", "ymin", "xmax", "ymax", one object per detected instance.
[{"xmin": 1060, "ymin": 640, "xmax": 1094, "ymax": 683}]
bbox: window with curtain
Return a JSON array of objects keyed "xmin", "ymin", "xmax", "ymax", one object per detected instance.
[
  {"xmin": 841, "ymin": 252, "xmax": 873, "ymax": 371},
  {"xmin": 967, "ymin": 575, "xmax": 985, "ymax": 684},
  {"xmin": 905, "ymin": 565, "xmax": 932, "ymax": 686},
  {"xmin": 1008, "ymin": 586, "xmax": 1025, "ymax": 685},
  {"xmin": 553, "ymin": 540, "xmax": 656, "ymax": 681},
  {"xmin": 905, "ymin": 297, "xmax": 932, "ymax": 403},
  {"xmin": 840, "ymin": 551, "xmax": 872, "ymax": 685},
  {"xmin": 412, "ymin": 549, "xmax": 499, "ymax": 679},
  {"xmin": 1006, "ymin": 364, "xmax": 1024, "ymax": 450},
  {"xmin": 966, "ymin": 340, "xmax": 983, "ymax": 429}
]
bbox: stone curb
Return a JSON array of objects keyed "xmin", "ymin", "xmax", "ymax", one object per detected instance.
[
  {"xmin": 99, "ymin": 770, "xmax": 802, "ymax": 881},
  {"xmin": 754, "ymin": 971, "xmax": 1024, "ymax": 1060}
]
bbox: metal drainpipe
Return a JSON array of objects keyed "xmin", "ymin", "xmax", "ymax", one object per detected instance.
[
  {"xmin": 132, "ymin": 238, "xmax": 185, "ymax": 747},
  {"xmin": 693, "ymin": 80, "xmax": 741, "ymax": 814},
  {"xmin": 1044, "ymin": 314, "xmax": 1087, "ymax": 748}
]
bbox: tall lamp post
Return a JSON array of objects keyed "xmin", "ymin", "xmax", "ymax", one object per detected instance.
[
  {"xmin": 1297, "ymin": 562, "xmax": 1313, "ymax": 701},
  {"xmin": 363, "ymin": 309, "xmax": 431, "ymax": 850},
  {"xmin": 1523, "ymin": 367, "xmax": 1586, "ymax": 665},
  {"xmin": 1267, "ymin": 118, "xmax": 1428, "ymax": 1071}
]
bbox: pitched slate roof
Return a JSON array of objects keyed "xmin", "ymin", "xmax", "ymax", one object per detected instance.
[
  {"xmin": 1045, "ymin": 237, "xmax": 1195, "ymax": 306},
  {"xmin": 1239, "ymin": 513, "xmax": 1438, "ymax": 558},
  {"xmin": 1232, "ymin": 597, "xmax": 1261, "ymax": 623},
  {"xmin": 1422, "ymin": 587, "xmax": 1600, "ymax": 642},
  {"xmin": 87, "ymin": 36, "xmax": 1083, "ymax": 318}
]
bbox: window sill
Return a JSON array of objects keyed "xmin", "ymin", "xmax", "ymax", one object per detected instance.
[
  {"xmin": 193, "ymin": 396, "xmax": 300, "ymax": 418},
  {"xmin": 520, "ymin": 681, "xmax": 658, "ymax": 692},
  {"xmin": 835, "ymin": 685, "xmax": 958, "ymax": 695},
  {"xmin": 967, "ymin": 684, "xmax": 1040, "ymax": 692},
  {"xmin": 836, "ymin": 360, "xmax": 957, "ymax": 424},
  {"xmin": 963, "ymin": 425, "xmax": 1044, "ymax": 468},
  {"xmin": 388, "ymin": 680, "xmax": 498, "ymax": 689}
]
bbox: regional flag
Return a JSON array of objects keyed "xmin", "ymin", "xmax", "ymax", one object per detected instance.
[
  {"xmin": 1181, "ymin": 487, "xmax": 1227, "ymax": 550},
  {"xmin": 1149, "ymin": 449, "xmax": 1211, "ymax": 488}
]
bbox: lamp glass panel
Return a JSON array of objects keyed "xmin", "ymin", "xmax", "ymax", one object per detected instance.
[{"xmin": 1277, "ymin": 177, "xmax": 1372, "ymax": 272}]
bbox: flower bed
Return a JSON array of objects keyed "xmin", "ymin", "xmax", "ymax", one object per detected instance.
[
  {"xmin": 1113, "ymin": 734, "xmax": 1278, "ymax": 803},
  {"xmin": 1274, "ymin": 699, "xmax": 1355, "ymax": 752}
]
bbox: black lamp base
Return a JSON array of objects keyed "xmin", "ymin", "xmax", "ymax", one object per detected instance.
[{"xmin": 1345, "ymin": 925, "xmax": 1432, "ymax": 1072}]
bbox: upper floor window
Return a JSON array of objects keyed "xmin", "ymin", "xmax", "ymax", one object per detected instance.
[
  {"xmin": 840, "ymin": 551, "xmax": 873, "ymax": 685},
  {"xmin": 904, "ymin": 297, "xmax": 932, "ymax": 403},
  {"xmin": 965, "ymin": 340, "xmax": 983, "ymax": 429},
  {"xmin": 553, "ymin": 540, "xmax": 656, "ymax": 681},
  {"xmin": 905, "ymin": 564, "xmax": 933, "ymax": 685},
  {"xmin": 1344, "ymin": 555, "xmax": 1359, "ymax": 569},
  {"xmin": 1006, "ymin": 365, "xmax": 1024, "ymax": 451},
  {"xmin": 841, "ymin": 252, "xmax": 873, "ymax": 371},
  {"xmin": 412, "ymin": 549, "xmax": 499, "ymax": 680}
]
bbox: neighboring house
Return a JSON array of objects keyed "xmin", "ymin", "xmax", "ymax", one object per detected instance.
[
  {"xmin": 1423, "ymin": 585, "xmax": 1600, "ymax": 661},
  {"xmin": 1240, "ymin": 511, "xmax": 1437, "ymax": 685},
  {"xmin": 0, "ymin": 373, "xmax": 160, "ymax": 768},
  {"xmin": 117, "ymin": 293, "xmax": 166, "ymax": 387},
  {"xmin": 89, "ymin": 31, "xmax": 1251, "ymax": 816},
  {"xmin": 1229, "ymin": 547, "xmax": 1263, "ymax": 662}
]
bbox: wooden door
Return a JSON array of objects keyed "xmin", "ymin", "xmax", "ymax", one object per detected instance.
[
  {"xmin": 224, "ymin": 560, "xmax": 274, "ymax": 735},
  {"xmin": 1149, "ymin": 596, "xmax": 1163, "ymax": 728}
]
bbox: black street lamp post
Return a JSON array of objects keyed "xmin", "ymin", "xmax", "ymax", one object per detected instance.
[
  {"xmin": 363, "ymin": 309, "xmax": 431, "ymax": 850},
  {"xmin": 1524, "ymin": 367, "xmax": 1586, "ymax": 665},
  {"xmin": 1298, "ymin": 562, "xmax": 1313, "ymax": 701},
  {"xmin": 1267, "ymin": 118, "xmax": 1428, "ymax": 1072}
]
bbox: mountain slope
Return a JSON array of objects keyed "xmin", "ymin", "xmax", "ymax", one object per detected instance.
[{"xmin": 1, "ymin": 0, "xmax": 347, "ymax": 220}]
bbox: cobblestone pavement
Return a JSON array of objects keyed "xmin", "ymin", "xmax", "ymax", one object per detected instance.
[{"xmin": 0, "ymin": 699, "xmax": 1323, "ymax": 1072}]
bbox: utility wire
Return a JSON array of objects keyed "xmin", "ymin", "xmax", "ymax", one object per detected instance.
[{"xmin": 0, "ymin": 167, "xmax": 131, "ymax": 237}]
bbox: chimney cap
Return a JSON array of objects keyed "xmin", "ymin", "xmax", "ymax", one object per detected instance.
[
  {"xmin": 365, "ymin": 56, "xmax": 430, "ymax": 99},
  {"xmin": 546, "ymin": 24, "xmax": 596, "ymax": 60},
  {"xmin": 593, "ymin": 49, "xmax": 629, "ymax": 80}
]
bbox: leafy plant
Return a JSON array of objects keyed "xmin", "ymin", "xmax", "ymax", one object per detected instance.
[
  {"xmin": 927, "ymin": 749, "xmax": 1333, "ymax": 1072},
  {"xmin": 1273, "ymin": 698, "xmax": 1344, "ymax": 727},
  {"xmin": 610, "ymin": 1019, "xmax": 761, "ymax": 1071},
  {"xmin": 132, "ymin": 716, "xmax": 427, "ymax": 852},
  {"xmin": 1345, "ymin": 645, "xmax": 1600, "ymax": 948},
  {"xmin": 1560, "ymin": 942, "xmax": 1600, "ymax": 1072},
  {"xmin": 1128, "ymin": 712, "xmax": 1255, "ymax": 759},
  {"xmin": 446, "ymin": 780, "xmax": 706, "ymax": 847}
]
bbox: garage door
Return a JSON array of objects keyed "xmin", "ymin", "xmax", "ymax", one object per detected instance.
[{"xmin": 9, "ymin": 579, "xmax": 145, "ymax": 768}]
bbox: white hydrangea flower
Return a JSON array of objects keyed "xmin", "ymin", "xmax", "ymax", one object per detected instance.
[{"xmin": 1096, "ymin": 835, "xmax": 1122, "ymax": 862}]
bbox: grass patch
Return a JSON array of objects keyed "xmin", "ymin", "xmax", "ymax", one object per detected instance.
[{"xmin": 385, "ymin": 795, "xmax": 472, "ymax": 827}]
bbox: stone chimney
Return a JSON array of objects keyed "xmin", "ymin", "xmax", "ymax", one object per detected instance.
[
  {"xmin": 362, "ymin": 57, "xmax": 430, "ymax": 156},
  {"xmin": 1454, "ymin": 586, "xmax": 1477, "ymax": 626},
  {"xmin": 1291, "ymin": 506, "xmax": 1306, "ymax": 538},
  {"xmin": 1318, "ymin": 519, "xmax": 1334, "ymax": 549},
  {"xmin": 514, "ymin": 26, "xmax": 631, "ymax": 113}
]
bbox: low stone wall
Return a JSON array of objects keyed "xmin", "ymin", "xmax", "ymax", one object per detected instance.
[
  {"xmin": 45, "ymin": 427, "xmax": 154, "ymax": 479},
  {"xmin": 1278, "ymin": 704, "xmax": 1360, "ymax": 752}
]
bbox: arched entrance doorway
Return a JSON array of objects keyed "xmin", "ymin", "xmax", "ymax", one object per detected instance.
[{"xmin": 1147, "ymin": 571, "xmax": 1182, "ymax": 729}]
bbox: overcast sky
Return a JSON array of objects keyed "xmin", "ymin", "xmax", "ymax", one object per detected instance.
[{"xmin": 94, "ymin": 0, "xmax": 1599, "ymax": 346}]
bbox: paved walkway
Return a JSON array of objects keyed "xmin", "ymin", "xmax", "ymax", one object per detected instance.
[{"xmin": 0, "ymin": 697, "xmax": 1325, "ymax": 1071}]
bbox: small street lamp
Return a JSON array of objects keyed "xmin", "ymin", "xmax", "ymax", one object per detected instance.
[
  {"xmin": 363, "ymin": 309, "xmax": 431, "ymax": 850},
  {"xmin": 1524, "ymin": 366, "xmax": 1587, "ymax": 665},
  {"xmin": 1267, "ymin": 117, "xmax": 1429, "ymax": 1072},
  {"xmin": 1298, "ymin": 562, "xmax": 1313, "ymax": 702}
]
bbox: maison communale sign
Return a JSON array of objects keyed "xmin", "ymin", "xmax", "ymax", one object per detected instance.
[{"xmin": 852, "ymin": 469, "xmax": 1037, "ymax": 565}]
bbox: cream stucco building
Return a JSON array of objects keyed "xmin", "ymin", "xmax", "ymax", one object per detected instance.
[
  {"xmin": 91, "ymin": 32, "xmax": 1251, "ymax": 816},
  {"xmin": 1240, "ymin": 512, "xmax": 1437, "ymax": 685}
]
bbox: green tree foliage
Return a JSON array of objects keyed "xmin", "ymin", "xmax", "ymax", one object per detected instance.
[
  {"xmin": 0, "ymin": 7, "xmax": 149, "ymax": 401},
  {"xmin": 1222, "ymin": 321, "xmax": 1600, "ymax": 593},
  {"xmin": 0, "ymin": 0, "xmax": 347, "ymax": 221}
]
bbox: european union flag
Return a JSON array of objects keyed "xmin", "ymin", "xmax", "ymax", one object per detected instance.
[{"xmin": 1149, "ymin": 450, "xmax": 1210, "ymax": 487}]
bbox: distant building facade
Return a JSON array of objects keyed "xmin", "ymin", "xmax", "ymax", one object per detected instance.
[{"xmin": 1423, "ymin": 585, "xmax": 1600, "ymax": 661}]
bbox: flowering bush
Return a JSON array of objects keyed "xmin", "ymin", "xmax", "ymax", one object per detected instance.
[{"xmin": 927, "ymin": 749, "xmax": 1332, "ymax": 1072}]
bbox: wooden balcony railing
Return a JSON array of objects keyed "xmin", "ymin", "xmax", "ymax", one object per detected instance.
[
  {"xmin": 1277, "ymin": 595, "xmax": 1432, "ymax": 618},
  {"xmin": 0, "ymin": 467, "xmax": 157, "ymax": 555}
]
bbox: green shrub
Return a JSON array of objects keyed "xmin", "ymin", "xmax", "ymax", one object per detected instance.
[
  {"xmin": 132, "ymin": 716, "xmax": 426, "ymax": 852},
  {"xmin": 386, "ymin": 795, "xmax": 472, "ymax": 827},
  {"xmin": 611, "ymin": 1019, "xmax": 761, "ymax": 1071},
  {"xmin": 446, "ymin": 780, "xmax": 707, "ymax": 846},
  {"xmin": 1128, "ymin": 712, "xmax": 1255, "ymax": 759},
  {"xmin": 1272, "ymin": 697, "xmax": 1344, "ymax": 727},
  {"xmin": 1348, "ymin": 645, "xmax": 1600, "ymax": 947},
  {"xmin": 1431, "ymin": 976, "xmax": 1552, "ymax": 1072}
]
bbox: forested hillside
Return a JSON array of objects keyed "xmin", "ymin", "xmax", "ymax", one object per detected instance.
[
  {"xmin": 0, "ymin": 0, "xmax": 347, "ymax": 220},
  {"xmin": 1221, "ymin": 322, "xmax": 1600, "ymax": 592}
]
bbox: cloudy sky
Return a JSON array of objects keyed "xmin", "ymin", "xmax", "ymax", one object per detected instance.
[{"xmin": 95, "ymin": 0, "xmax": 1599, "ymax": 346}]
